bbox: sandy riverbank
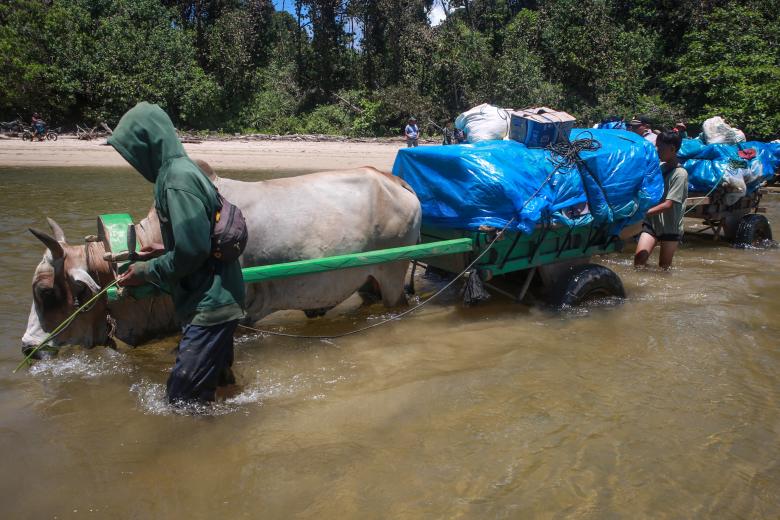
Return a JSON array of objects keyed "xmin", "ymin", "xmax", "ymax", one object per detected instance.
[{"xmin": 0, "ymin": 135, "xmax": 407, "ymax": 172}]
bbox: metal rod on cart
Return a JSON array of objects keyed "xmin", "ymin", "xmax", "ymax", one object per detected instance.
[{"xmin": 516, "ymin": 268, "xmax": 536, "ymax": 302}]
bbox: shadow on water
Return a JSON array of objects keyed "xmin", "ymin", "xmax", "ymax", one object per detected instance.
[{"xmin": 1, "ymin": 165, "xmax": 780, "ymax": 517}]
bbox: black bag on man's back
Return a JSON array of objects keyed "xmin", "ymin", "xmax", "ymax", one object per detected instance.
[{"xmin": 212, "ymin": 193, "xmax": 248, "ymax": 262}]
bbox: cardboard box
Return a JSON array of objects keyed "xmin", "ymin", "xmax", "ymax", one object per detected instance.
[{"xmin": 509, "ymin": 107, "xmax": 576, "ymax": 148}]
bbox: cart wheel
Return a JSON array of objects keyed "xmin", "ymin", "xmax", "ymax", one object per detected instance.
[
  {"xmin": 549, "ymin": 263, "xmax": 625, "ymax": 308},
  {"xmin": 734, "ymin": 214, "xmax": 772, "ymax": 248}
]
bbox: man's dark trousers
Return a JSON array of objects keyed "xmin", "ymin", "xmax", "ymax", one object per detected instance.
[{"xmin": 167, "ymin": 320, "xmax": 238, "ymax": 404}]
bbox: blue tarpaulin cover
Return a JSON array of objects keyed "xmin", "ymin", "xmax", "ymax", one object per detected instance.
[
  {"xmin": 393, "ymin": 128, "xmax": 664, "ymax": 234},
  {"xmin": 678, "ymin": 138, "xmax": 780, "ymax": 194},
  {"xmin": 597, "ymin": 121, "xmax": 627, "ymax": 130}
]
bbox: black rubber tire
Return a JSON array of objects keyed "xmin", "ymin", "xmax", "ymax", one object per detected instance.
[
  {"xmin": 46, "ymin": 131, "xmax": 58, "ymax": 141},
  {"xmin": 734, "ymin": 214, "xmax": 772, "ymax": 248},
  {"xmin": 21, "ymin": 131, "xmax": 31, "ymax": 142},
  {"xmin": 548, "ymin": 263, "xmax": 625, "ymax": 308}
]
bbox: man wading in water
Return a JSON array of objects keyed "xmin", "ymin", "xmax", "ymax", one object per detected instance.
[{"xmin": 109, "ymin": 102, "xmax": 245, "ymax": 406}]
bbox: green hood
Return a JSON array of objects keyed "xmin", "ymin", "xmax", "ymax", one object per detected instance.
[
  {"xmin": 107, "ymin": 102, "xmax": 244, "ymax": 325},
  {"xmin": 108, "ymin": 102, "xmax": 186, "ymax": 182}
]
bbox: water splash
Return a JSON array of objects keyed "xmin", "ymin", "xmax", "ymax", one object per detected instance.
[
  {"xmin": 29, "ymin": 348, "xmax": 133, "ymax": 379},
  {"xmin": 128, "ymin": 372, "xmax": 313, "ymax": 416},
  {"xmin": 129, "ymin": 379, "xmax": 268, "ymax": 416}
]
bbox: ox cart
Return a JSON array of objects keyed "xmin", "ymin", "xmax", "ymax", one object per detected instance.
[
  {"xmin": 684, "ymin": 188, "xmax": 772, "ymax": 247},
  {"xmin": 101, "ymin": 214, "xmax": 628, "ymax": 309}
]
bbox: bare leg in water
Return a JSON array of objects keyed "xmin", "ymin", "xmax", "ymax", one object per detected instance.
[
  {"xmin": 658, "ymin": 241, "xmax": 679, "ymax": 269},
  {"xmin": 634, "ymin": 232, "xmax": 657, "ymax": 267}
]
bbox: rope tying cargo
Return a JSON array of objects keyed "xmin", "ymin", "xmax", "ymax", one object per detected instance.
[{"xmin": 547, "ymin": 134, "xmax": 602, "ymax": 170}]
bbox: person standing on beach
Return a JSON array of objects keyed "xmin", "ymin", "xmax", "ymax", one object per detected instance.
[
  {"xmin": 405, "ymin": 117, "xmax": 419, "ymax": 147},
  {"xmin": 109, "ymin": 102, "xmax": 245, "ymax": 406}
]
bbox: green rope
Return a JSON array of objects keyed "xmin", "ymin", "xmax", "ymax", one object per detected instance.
[{"xmin": 13, "ymin": 280, "xmax": 119, "ymax": 373}]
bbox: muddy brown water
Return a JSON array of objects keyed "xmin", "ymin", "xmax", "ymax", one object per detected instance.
[{"xmin": 0, "ymin": 165, "xmax": 779, "ymax": 518}]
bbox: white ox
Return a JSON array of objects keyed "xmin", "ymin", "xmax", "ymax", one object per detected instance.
[{"xmin": 22, "ymin": 166, "xmax": 421, "ymax": 353}]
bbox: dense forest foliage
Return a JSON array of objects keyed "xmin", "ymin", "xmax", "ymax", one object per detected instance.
[{"xmin": 1, "ymin": 0, "xmax": 778, "ymax": 138}]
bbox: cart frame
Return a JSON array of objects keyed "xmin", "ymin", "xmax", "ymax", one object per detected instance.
[
  {"xmin": 102, "ymin": 213, "xmax": 628, "ymax": 307},
  {"xmin": 684, "ymin": 188, "xmax": 771, "ymax": 244}
]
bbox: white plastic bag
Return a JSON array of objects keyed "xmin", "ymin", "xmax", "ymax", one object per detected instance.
[
  {"xmin": 721, "ymin": 166, "xmax": 747, "ymax": 206},
  {"xmin": 455, "ymin": 104, "xmax": 511, "ymax": 143},
  {"xmin": 702, "ymin": 116, "xmax": 746, "ymax": 144},
  {"xmin": 743, "ymin": 159, "xmax": 764, "ymax": 187}
]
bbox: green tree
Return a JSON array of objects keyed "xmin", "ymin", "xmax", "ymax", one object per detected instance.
[
  {"xmin": 205, "ymin": 2, "xmax": 273, "ymax": 105},
  {"xmin": 493, "ymin": 9, "xmax": 562, "ymax": 109},
  {"xmin": 429, "ymin": 19, "xmax": 494, "ymax": 112},
  {"xmin": 2, "ymin": 0, "xmax": 777, "ymax": 138},
  {"xmin": 529, "ymin": 0, "xmax": 654, "ymax": 122},
  {"xmin": 666, "ymin": 3, "xmax": 780, "ymax": 138},
  {"xmin": 301, "ymin": 0, "xmax": 351, "ymax": 102},
  {"xmin": 238, "ymin": 62, "xmax": 301, "ymax": 133},
  {"xmin": 0, "ymin": 1, "xmax": 78, "ymax": 122}
]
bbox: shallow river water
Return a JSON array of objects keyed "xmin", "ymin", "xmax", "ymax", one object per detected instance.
[{"xmin": 1, "ymin": 165, "xmax": 779, "ymax": 519}]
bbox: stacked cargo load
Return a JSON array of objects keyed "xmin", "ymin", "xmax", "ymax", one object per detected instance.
[
  {"xmin": 393, "ymin": 129, "xmax": 664, "ymax": 235},
  {"xmin": 679, "ymin": 138, "xmax": 780, "ymax": 198}
]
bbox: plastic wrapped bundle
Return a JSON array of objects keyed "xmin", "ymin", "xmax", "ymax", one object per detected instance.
[
  {"xmin": 678, "ymin": 138, "xmax": 780, "ymax": 195},
  {"xmin": 392, "ymin": 128, "xmax": 664, "ymax": 235},
  {"xmin": 701, "ymin": 116, "xmax": 746, "ymax": 144},
  {"xmin": 454, "ymin": 104, "xmax": 511, "ymax": 143}
]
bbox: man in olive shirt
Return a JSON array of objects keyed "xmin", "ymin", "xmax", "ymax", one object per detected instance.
[
  {"xmin": 634, "ymin": 131, "xmax": 689, "ymax": 269},
  {"xmin": 110, "ymin": 102, "xmax": 245, "ymax": 405}
]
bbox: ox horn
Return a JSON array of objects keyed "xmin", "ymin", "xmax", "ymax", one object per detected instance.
[
  {"xmin": 29, "ymin": 228, "xmax": 64, "ymax": 259},
  {"xmin": 46, "ymin": 217, "xmax": 67, "ymax": 243}
]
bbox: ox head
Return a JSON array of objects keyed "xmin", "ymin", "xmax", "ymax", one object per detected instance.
[{"xmin": 22, "ymin": 218, "xmax": 109, "ymax": 356}]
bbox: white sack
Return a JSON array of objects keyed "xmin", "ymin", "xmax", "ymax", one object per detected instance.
[
  {"xmin": 744, "ymin": 159, "xmax": 764, "ymax": 187},
  {"xmin": 722, "ymin": 166, "xmax": 747, "ymax": 206},
  {"xmin": 455, "ymin": 104, "xmax": 511, "ymax": 143},
  {"xmin": 702, "ymin": 116, "xmax": 746, "ymax": 144}
]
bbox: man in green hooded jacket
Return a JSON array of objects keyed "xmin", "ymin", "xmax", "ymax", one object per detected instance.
[{"xmin": 109, "ymin": 102, "xmax": 245, "ymax": 405}]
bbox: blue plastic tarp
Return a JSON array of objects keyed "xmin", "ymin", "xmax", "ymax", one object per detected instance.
[
  {"xmin": 393, "ymin": 128, "xmax": 664, "ymax": 234},
  {"xmin": 679, "ymin": 138, "xmax": 780, "ymax": 194},
  {"xmin": 597, "ymin": 121, "xmax": 627, "ymax": 130}
]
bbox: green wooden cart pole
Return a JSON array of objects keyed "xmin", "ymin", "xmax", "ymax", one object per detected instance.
[
  {"xmin": 106, "ymin": 238, "xmax": 473, "ymax": 301},
  {"xmin": 241, "ymin": 238, "xmax": 473, "ymax": 283}
]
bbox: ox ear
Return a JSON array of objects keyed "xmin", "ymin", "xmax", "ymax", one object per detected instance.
[
  {"xmin": 46, "ymin": 217, "xmax": 67, "ymax": 243},
  {"xmin": 29, "ymin": 228, "xmax": 64, "ymax": 259}
]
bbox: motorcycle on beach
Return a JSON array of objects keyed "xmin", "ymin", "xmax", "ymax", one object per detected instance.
[{"xmin": 22, "ymin": 124, "xmax": 59, "ymax": 142}]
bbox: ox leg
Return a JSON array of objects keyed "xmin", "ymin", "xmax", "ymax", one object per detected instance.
[
  {"xmin": 304, "ymin": 307, "xmax": 333, "ymax": 318},
  {"xmin": 358, "ymin": 275, "xmax": 382, "ymax": 305},
  {"xmin": 242, "ymin": 283, "xmax": 272, "ymax": 324},
  {"xmin": 375, "ymin": 261, "xmax": 410, "ymax": 307}
]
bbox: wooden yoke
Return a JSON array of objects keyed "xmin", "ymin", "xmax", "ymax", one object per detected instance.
[{"xmin": 98, "ymin": 214, "xmax": 138, "ymax": 268}]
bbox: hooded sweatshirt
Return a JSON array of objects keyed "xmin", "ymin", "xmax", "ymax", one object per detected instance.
[{"xmin": 108, "ymin": 102, "xmax": 244, "ymax": 326}]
